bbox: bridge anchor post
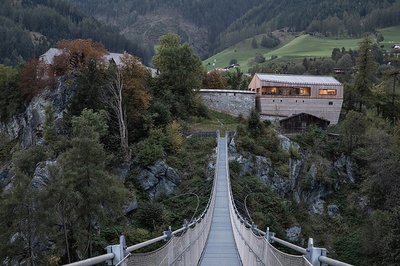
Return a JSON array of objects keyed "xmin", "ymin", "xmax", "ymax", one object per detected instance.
[
  {"xmin": 306, "ymin": 238, "xmax": 327, "ymax": 266},
  {"xmin": 265, "ymin": 227, "xmax": 275, "ymax": 243},
  {"xmin": 106, "ymin": 235, "xmax": 128, "ymax": 265},
  {"xmin": 163, "ymin": 226, "xmax": 172, "ymax": 241}
]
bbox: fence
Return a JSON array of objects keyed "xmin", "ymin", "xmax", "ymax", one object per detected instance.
[{"xmin": 64, "ymin": 132, "xmax": 353, "ymax": 266}]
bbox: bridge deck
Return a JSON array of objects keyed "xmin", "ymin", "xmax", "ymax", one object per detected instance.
[{"xmin": 198, "ymin": 136, "xmax": 242, "ymax": 266}]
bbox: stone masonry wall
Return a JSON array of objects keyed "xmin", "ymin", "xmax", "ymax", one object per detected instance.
[{"xmin": 199, "ymin": 89, "xmax": 256, "ymax": 117}]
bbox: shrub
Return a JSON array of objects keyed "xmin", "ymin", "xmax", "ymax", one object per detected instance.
[{"xmin": 135, "ymin": 138, "xmax": 163, "ymax": 166}]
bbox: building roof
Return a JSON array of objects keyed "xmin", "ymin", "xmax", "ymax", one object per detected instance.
[
  {"xmin": 104, "ymin": 52, "xmax": 124, "ymax": 65},
  {"xmin": 39, "ymin": 48, "xmax": 63, "ymax": 64},
  {"xmin": 279, "ymin": 112, "xmax": 330, "ymax": 123},
  {"xmin": 255, "ymin": 73, "xmax": 342, "ymax": 86}
]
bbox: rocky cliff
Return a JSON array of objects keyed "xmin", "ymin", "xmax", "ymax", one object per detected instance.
[
  {"xmin": 228, "ymin": 134, "xmax": 356, "ymax": 216},
  {"xmin": 0, "ymin": 76, "xmax": 76, "ymax": 149}
]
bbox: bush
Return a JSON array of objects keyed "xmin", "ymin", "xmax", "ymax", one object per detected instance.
[{"xmin": 135, "ymin": 138, "xmax": 163, "ymax": 166}]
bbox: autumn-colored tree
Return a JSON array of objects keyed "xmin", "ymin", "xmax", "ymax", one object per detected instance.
[
  {"xmin": 119, "ymin": 53, "xmax": 152, "ymax": 124},
  {"xmin": 202, "ymin": 70, "xmax": 227, "ymax": 89},
  {"xmin": 102, "ymin": 53, "xmax": 151, "ymax": 160},
  {"xmin": 52, "ymin": 39, "xmax": 107, "ymax": 75},
  {"xmin": 18, "ymin": 57, "xmax": 54, "ymax": 101}
]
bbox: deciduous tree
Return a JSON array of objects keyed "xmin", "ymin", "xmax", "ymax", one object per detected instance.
[
  {"xmin": 53, "ymin": 39, "xmax": 107, "ymax": 75},
  {"xmin": 152, "ymin": 33, "xmax": 203, "ymax": 120}
]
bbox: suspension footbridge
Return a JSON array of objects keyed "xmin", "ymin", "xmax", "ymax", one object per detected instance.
[{"xmin": 65, "ymin": 132, "xmax": 352, "ymax": 266}]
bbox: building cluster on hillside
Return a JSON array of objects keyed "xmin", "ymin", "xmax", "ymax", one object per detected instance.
[
  {"xmin": 39, "ymin": 48, "xmax": 157, "ymax": 77},
  {"xmin": 41, "ymin": 49, "xmax": 343, "ymax": 133}
]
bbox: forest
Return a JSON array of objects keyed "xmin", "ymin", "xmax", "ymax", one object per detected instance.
[
  {"xmin": 65, "ymin": 0, "xmax": 400, "ymax": 58},
  {"xmin": 0, "ymin": 30, "xmax": 400, "ymax": 265},
  {"xmin": 0, "ymin": 0, "xmax": 154, "ymax": 66},
  {"xmin": 2, "ymin": 0, "xmax": 400, "ymax": 65},
  {"xmin": 1, "ymin": 0, "xmax": 400, "ymax": 265}
]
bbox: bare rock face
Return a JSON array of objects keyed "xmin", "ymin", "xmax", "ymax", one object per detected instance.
[
  {"xmin": 32, "ymin": 160, "xmax": 58, "ymax": 189},
  {"xmin": 0, "ymin": 76, "xmax": 76, "ymax": 149},
  {"xmin": 228, "ymin": 134, "xmax": 356, "ymax": 216},
  {"xmin": 135, "ymin": 160, "xmax": 181, "ymax": 199}
]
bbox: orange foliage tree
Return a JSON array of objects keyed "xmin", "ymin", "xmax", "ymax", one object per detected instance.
[
  {"xmin": 52, "ymin": 39, "xmax": 107, "ymax": 75},
  {"xmin": 202, "ymin": 70, "xmax": 227, "ymax": 89},
  {"xmin": 18, "ymin": 57, "xmax": 55, "ymax": 101}
]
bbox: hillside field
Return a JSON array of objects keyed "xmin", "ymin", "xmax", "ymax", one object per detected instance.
[{"xmin": 203, "ymin": 26, "xmax": 400, "ymax": 72}]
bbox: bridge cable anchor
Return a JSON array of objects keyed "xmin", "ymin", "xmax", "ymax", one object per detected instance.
[
  {"xmin": 265, "ymin": 227, "xmax": 275, "ymax": 243},
  {"xmin": 163, "ymin": 226, "xmax": 172, "ymax": 241}
]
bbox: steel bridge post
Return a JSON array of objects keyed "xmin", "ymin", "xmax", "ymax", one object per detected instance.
[
  {"xmin": 106, "ymin": 235, "xmax": 128, "ymax": 265},
  {"xmin": 264, "ymin": 227, "xmax": 276, "ymax": 243},
  {"xmin": 306, "ymin": 238, "xmax": 327, "ymax": 266}
]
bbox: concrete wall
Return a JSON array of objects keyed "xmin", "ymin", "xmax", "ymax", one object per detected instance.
[{"xmin": 199, "ymin": 89, "xmax": 256, "ymax": 117}]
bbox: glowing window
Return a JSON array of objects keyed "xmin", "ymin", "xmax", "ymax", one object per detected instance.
[
  {"xmin": 319, "ymin": 89, "xmax": 337, "ymax": 95},
  {"xmin": 299, "ymin": 87, "xmax": 310, "ymax": 96}
]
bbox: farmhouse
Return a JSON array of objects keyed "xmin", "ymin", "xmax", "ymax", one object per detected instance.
[{"xmin": 249, "ymin": 73, "xmax": 343, "ymax": 125}]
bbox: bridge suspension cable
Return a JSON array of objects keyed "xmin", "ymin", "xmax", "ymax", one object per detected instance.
[{"xmin": 64, "ymin": 131, "xmax": 353, "ymax": 266}]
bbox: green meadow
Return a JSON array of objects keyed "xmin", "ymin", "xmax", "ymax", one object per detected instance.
[{"xmin": 203, "ymin": 26, "xmax": 400, "ymax": 72}]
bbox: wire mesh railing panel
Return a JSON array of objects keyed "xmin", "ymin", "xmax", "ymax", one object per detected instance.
[
  {"xmin": 121, "ymin": 134, "xmax": 219, "ymax": 266},
  {"xmin": 226, "ymin": 132, "xmax": 311, "ymax": 266}
]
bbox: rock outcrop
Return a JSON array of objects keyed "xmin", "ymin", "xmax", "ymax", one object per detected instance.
[
  {"xmin": 134, "ymin": 160, "xmax": 181, "ymax": 199},
  {"xmin": 228, "ymin": 134, "xmax": 356, "ymax": 216},
  {"xmin": 0, "ymin": 76, "xmax": 76, "ymax": 149}
]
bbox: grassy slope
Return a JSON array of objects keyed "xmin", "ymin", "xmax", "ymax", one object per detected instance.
[{"xmin": 204, "ymin": 26, "xmax": 400, "ymax": 72}]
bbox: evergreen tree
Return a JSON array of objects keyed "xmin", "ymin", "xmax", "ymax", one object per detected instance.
[
  {"xmin": 57, "ymin": 109, "xmax": 129, "ymax": 260},
  {"xmin": 353, "ymin": 33, "xmax": 377, "ymax": 111},
  {"xmin": 251, "ymin": 36, "xmax": 258, "ymax": 48},
  {"xmin": 0, "ymin": 146, "xmax": 47, "ymax": 264},
  {"xmin": 0, "ymin": 64, "xmax": 22, "ymax": 122}
]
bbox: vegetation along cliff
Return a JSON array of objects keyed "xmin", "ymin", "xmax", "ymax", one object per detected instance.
[{"xmin": 0, "ymin": 0, "xmax": 400, "ymax": 265}]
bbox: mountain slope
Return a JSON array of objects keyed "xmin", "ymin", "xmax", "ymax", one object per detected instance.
[
  {"xmin": 0, "ymin": 0, "xmax": 153, "ymax": 66},
  {"xmin": 65, "ymin": 0, "xmax": 400, "ymax": 59}
]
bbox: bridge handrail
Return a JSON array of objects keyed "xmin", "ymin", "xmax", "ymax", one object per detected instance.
[
  {"xmin": 64, "ymin": 253, "xmax": 115, "ymax": 266},
  {"xmin": 225, "ymin": 131, "xmax": 352, "ymax": 266},
  {"xmin": 64, "ymin": 131, "xmax": 220, "ymax": 266}
]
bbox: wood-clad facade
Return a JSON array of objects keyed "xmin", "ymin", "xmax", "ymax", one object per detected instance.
[
  {"xmin": 279, "ymin": 113, "xmax": 330, "ymax": 134},
  {"xmin": 248, "ymin": 74, "xmax": 343, "ymax": 125}
]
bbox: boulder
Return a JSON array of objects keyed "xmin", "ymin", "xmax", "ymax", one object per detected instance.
[
  {"xmin": 286, "ymin": 226, "xmax": 301, "ymax": 242},
  {"xmin": 327, "ymin": 205, "xmax": 339, "ymax": 217},
  {"xmin": 135, "ymin": 160, "xmax": 181, "ymax": 199}
]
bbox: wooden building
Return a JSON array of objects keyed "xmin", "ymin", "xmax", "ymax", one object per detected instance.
[
  {"xmin": 279, "ymin": 113, "xmax": 330, "ymax": 134},
  {"xmin": 248, "ymin": 74, "xmax": 343, "ymax": 125}
]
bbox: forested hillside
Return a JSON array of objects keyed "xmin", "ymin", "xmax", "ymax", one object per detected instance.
[
  {"xmin": 0, "ymin": 0, "xmax": 153, "ymax": 66},
  {"xmin": 66, "ymin": 0, "xmax": 400, "ymax": 58}
]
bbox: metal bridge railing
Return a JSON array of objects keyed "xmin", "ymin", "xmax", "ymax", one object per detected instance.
[
  {"xmin": 64, "ymin": 131, "xmax": 220, "ymax": 266},
  {"xmin": 224, "ymin": 131, "xmax": 353, "ymax": 266},
  {"xmin": 64, "ymin": 131, "xmax": 353, "ymax": 266}
]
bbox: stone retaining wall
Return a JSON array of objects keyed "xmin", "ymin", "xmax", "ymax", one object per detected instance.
[{"xmin": 199, "ymin": 89, "xmax": 256, "ymax": 117}]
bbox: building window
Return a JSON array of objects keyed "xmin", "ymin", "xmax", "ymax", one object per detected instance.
[
  {"xmin": 329, "ymin": 101, "xmax": 333, "ymax": 105},
  {"xmin": 319, "ymin": 89, "xmax": 337, "ymax": 95},
  {"xmin": 262, "ymin": 86, "xmax": 310, "ymax": 96}
]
